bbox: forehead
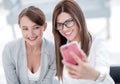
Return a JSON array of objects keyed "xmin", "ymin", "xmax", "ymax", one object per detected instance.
[
  {"xmin": 57, "ymin": 12, "xmax": 72, "ymax": 23},
  {"xmin": 20, "ymin": 16, "xmax": 36, "ymax": 26}
]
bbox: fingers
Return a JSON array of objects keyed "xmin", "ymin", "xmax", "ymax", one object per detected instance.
[
  {"xmin": 69, "ymin": 74, "xmax": 81, "ymax": 79},
  {"xmin": 70, "ymin": 50, "xmax": 88, "ymax": 64},
  {"xmin": 62, "ymin": 60, "xmax": 76, "ymax": 69},
  {"xmin": 68, "ymin": 72, "xmax": 80, "ymax": 79},
  {"xmin": 79, "ymin": 49, "xmax": 87, "ymax": 62},
  {"xmin": 62, "ymin": 60, "xmax": 80, "ymax": 78},
  {"xmin": 62, "ymin": 58, "xmax": 84, "ymax": 79},
  {"xmin": 70, "ymin": 51, "xmax": 83, "ymax": 65},
  {"xmin": 62, "ymin": 60, "xmax": 78, "ymax": 72}
]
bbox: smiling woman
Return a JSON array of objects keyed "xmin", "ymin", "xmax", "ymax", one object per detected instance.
[
  {"xmin": 52, "ymin": 0, "xmax": 115, "ymax": 84},
  {"xmin": 2, "ymin": 6, "xmax": 56, "ymax": 84}
]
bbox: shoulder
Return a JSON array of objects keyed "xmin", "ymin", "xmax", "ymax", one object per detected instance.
[
  {"xmin": 2, "ymin": 38, "xmax": 24, "ymax": 57},
  {"xmin": 89, "ymin": 35, "xmax": 110, "ymax": 62},
  {"xmin": 43, "ymin": 38, "xmax": 55, "ymax": 51},
  {"xmin": 89, "ymin": 36, "xmax": 111, "ymax": 73},
  {"xmin": 4, "ymin": 38, "xmax": 23, "ymax": 49},
  {"xmin": 2, "ymin": 38, "xmax": 24, "ymax": 64},
  {"xmin": 42, "ymin": 38, "xmax": 55, "ymax": 60},
  {"xmin": 91, "ymin": 36, "xmax": 107, "ymax": 49},
  {"xmin": 89, "ymin": 35, "xmax": 109, "ymax": 59}
]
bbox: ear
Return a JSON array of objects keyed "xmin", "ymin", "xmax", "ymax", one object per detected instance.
[{"xmin": 43, "ymin": 22, "xmax": 47, "ymax": 31}]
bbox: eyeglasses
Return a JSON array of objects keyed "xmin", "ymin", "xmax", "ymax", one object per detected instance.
[{"xmin": 56, "ymin": 18, "xmax": 75, "ymax": 30}]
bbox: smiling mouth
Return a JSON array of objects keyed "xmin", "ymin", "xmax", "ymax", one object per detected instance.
[
  {"xmin": 28, "ymin": 37, "xmax": 37, "ymax": 41},
  {"xmin": 65, "ymin": 30, "xmax": 73, "ymax": 36}
]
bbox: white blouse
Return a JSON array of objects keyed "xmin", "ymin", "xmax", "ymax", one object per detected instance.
[
  {"xmin": 63, "ymin": 37, "xmax": 115, "ymax": 84},
  {"xmin": 28, "ymin": 66, "xmax": 41, "ymax": 81}
]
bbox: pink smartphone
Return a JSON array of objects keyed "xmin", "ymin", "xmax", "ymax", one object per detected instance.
[{"xmin": 60, "ymin": 41, "xmax": 84, "ymax": 65}]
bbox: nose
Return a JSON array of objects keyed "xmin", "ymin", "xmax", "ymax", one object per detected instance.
[{"xmin": 29, "ymin": 30, "xmax": 34, "ymax": 36}]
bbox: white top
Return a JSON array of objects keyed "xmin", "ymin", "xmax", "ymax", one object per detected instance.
[
  {"xmin": 63, "ymin": 37, "xmax": 115, "ymax": 84},
  {"xmin": 28, "ymin": 66, "xmax": 41, "ymax": 81}
]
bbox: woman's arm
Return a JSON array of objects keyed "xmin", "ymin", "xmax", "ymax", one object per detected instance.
[
  {"xmin": 42, "ymin": 55, "xmax": 57, "ymax": 84},
  {"xmin": 2, "ymin": 44, "xmax": 19, "ymax": 84},
  {"xmin": 41, "ymin": 40, "xmax": 58, "ymax": 84},
  {"xmin": 62, "ymin": 39, "xmax": 115, "ymax": 84}
]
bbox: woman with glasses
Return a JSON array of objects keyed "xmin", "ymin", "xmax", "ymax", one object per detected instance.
[
  {"xmin": 2, "ymin": 6, "xmax": 56, "ymax": 84},
  {"xmin": 52, "ymin": 0, "xmax": 115, "ymax": 84}
]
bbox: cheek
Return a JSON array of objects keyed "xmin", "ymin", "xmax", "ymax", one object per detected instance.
[
  {"xmin": 36, "ymin": 30, "xmax": 43, "ymax": 36},
  {"xmin": 21, "ymin": 31, "xmax": 27, "ymax": 37},
  {"xmin": 59, "ymin": 31, "xmax": 64, "ymax": 36},
  {"xmin": 74, "ymin": 25, "xmax": 80, "ymax": 34}
]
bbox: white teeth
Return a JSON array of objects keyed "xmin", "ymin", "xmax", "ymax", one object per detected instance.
[
  {"xmin": 65, "ymin": 31, "xmax": 72, "ymax": 35},
  {"xmin": 29, "ymin": 37, "xmax": 36, "ymax": 41}
]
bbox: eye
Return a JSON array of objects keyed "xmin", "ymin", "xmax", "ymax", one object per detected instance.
[
  {"xmin": 35, "ymin": 26, "xmax": 40, "ymax": 29},
  {"xmin": 34, "ymin": 26, "xmax": 40, "ymax": 29},
  {"xmin": 65, "ymin": 21, "xmax": 70, "ymax": 24},
  {"xmin": 64, "ymin": 20, "xmax": 72, "ymax": 26},
  {"xmin": 65, "ymin": 19, "xmax": 72, "ymax": 24},
  {"xmin": 64, "ymin": 19, "xmax": 74, "ymax": 28},
  {"xmin": 22, "ymin": 27, "xmax": 28, "ymax": 30},
  {"xmin": 57, "ymin": 23, "xmax": 62, "ymax": 27}
]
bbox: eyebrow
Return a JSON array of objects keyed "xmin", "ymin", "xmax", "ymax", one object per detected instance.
[
  {"xmin": 33, "ymin": 24, "xmax": 40, "ymax": 27},
  {"xmin": 21, "ymin": 24, "xmax": 40, "ymax": 28},
  {"xmin": 57, "ymin": 18, "xmax": 73, "ymax": 24}
]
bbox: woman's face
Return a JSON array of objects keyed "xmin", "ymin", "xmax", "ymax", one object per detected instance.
[
  {"xmin": 19, "ymin": 16, "xmax": 46, "ymax": 46},
  {"xmin": 57, "ymin": 12, "xmax": 81, "ymax": 42}
]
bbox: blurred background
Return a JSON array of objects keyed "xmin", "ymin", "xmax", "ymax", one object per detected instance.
[{"xmin": 0, "ymin": 0, "xmax": 120, "ymax": 83}]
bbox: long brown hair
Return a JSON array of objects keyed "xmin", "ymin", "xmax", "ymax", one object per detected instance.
[
  {"xmin": 18, "ymin": 6, "xmax": 46, "ymax": 26},
  {"xmin": 52, "ymin": 0, "xmax": 92, "ymax": 80}
]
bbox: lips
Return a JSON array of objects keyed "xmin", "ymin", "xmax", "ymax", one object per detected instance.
[
  {"xmin": 28, "ymin": 36, "xmax": 37, "ymax": 41},
  {"xmin": 64, "ymin": 30, "xmax": 73, "ymax": 37}
]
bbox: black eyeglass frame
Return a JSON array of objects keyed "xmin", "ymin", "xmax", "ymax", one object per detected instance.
[{"xmin": 56, "ymin": 18, "xmax": 75, "ymax": 30}]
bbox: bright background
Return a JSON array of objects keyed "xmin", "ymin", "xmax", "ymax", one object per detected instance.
[{"xmin": 0, "ymin": 0, "xmax": 120, "ymax": 83}]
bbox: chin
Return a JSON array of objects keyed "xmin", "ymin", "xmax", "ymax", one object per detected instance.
[
  {"xmin": 27, "ymin": 41, "xmax": 37, "ymax": 46},
  {"xmin": 67, "ymin": 37, "xmax": 74, "ymax": 42}
]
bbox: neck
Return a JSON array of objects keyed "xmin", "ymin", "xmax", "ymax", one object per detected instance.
[{"xmin": 26, "ymin": 41, "xmax": 42, "ymax": 52}]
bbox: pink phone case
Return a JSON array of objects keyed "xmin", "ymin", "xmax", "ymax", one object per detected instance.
[{"xmin": 60, "ymin": 41, "xmax": 84, "ymax": 65}]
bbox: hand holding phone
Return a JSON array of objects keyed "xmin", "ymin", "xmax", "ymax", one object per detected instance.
[{"xmin": 60, "ymin": 41, "xmax": 85, "ymax": 65}]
